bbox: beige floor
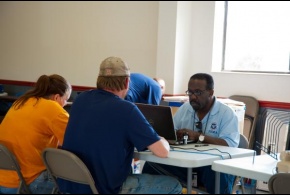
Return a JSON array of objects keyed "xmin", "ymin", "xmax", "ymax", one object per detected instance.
[{"xmin": 256, "ymin": 189, "xmax": 270, "ymax": 194}]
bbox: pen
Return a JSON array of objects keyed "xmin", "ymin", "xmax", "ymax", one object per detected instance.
[{"xmin": 195, "ymin": 144, "xmax": 209, "ymax": 147}]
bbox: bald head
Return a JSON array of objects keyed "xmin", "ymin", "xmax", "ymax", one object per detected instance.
[{"xmin": 153, "ymin": 78, "xmax": 166, "ymax": 95}]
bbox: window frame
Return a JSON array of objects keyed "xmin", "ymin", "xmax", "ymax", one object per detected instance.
[{"xmin": 218, "ymin": 1, "xmax": 290, "ymax": 75}]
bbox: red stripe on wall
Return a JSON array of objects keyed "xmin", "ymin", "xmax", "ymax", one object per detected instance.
[
  {"xmin": 0, "ymin": 79, "xmax": 95, "ymax": 91},
  {"xmin": 258, "ymin": 101, "xmax": 290, "ymax": 110},
  {"xmin": 0, "ymin": 79, "xmax": 35, "ymax": 87},
  {"xmin": 1, "ymin": 79, "xmax": 290, "ymax": 109}
]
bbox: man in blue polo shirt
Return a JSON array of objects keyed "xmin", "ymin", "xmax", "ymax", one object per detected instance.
[
  {"xmin": 125, "ymin": 73, "xmax": 165, "ymax": 105},
  {"xmin": 142, "ymin": 73, "xmax": 240, "ymax": 194}
]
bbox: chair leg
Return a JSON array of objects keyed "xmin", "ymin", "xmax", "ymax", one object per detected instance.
[
  {"xmin": 18, "ymin": 181, "xmax": 31, "ymax": 194},
  {"xmin": 231, "ymin": 176, "xmax": 246, "ymax": 194},
  {"xmin": 240, "ymin": 178, "xmax": 245, "ymax": 194}
]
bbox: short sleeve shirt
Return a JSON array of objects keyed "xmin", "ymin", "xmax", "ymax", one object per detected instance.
[{"xmin": 173, "ymin": 97, "xmax": 239, "ymax": 147}]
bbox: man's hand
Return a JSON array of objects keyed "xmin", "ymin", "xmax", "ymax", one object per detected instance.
[{"xmin": 176, "ymin": 129, "xmax": 200, "ymax": 142}]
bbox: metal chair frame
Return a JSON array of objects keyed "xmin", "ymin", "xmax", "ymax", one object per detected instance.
[
  {"xmin": 0, "ymin": 143, "xmax": 31, "ymax": 194},
  {"xmin": 229, "ymin": 95, "xmax": 259, "ymax": 150},
  {"xmin": 268, "ymin": 173, "xmax": 290, "ymax": 194},
  {"xmin": 231, "ymin": 134, "xmax": 249, "ymax": 194},
  {"xmin": 42, "ymin": 148, "xmax": 99, "ymax": 194}
]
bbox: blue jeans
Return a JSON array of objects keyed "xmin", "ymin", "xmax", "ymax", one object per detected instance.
[
  {"xmin": 0, "ymin": 171, "xmax": 55, "ymax": 194},
  {"xmin": 119, "ymin": 173, "xmax": 182, "ymax": 194},
  {"xmin": 142, "ymin": 162, "xmax": 234, "ymax": 194}
]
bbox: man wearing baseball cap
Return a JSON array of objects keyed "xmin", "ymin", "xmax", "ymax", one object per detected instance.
[{"xmin": 59, "ymin": 56, "xmax": 182, "ymax": 194}]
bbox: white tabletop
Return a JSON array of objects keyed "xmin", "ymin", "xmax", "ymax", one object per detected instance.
[
  {"xmin": 134, "ymin": 144, "xmax": 255, "ymax": 168},
  {"xmin": 135, "ymin": 144, "xmax": 254, "ymax": 194},
  {"xmin": 212, "ymin": 154, "xmax": 279, "ymax": 182}
]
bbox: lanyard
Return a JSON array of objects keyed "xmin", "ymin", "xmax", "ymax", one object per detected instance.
[{"xmin": 193, "ymin": 110, "xmax": 211, "ymax": 134}]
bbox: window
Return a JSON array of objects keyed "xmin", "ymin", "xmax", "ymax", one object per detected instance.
[{"xmin": 212, "ymin": 1, "xmax": 290, "ymax": 74}]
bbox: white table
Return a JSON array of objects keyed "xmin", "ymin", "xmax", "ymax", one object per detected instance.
[
  {"xmin": 134, "ymin": 144, "xmax": 255, "ymax": 194},
  {"xmin": 212, "ymin": 154, "xmax": 279, "ymax": 194}
]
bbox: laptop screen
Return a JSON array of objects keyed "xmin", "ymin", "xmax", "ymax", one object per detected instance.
[{"xmin": 135, "ymin": 103, "xmax": 177, "ymax": 142}]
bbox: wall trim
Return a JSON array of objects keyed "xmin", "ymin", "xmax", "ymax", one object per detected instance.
[
  {"xmin": 1, "ymin": 79, "xmax": 290, "ymax": 109},
  {"xmin": 258, "ymin": 101, "xmax": 290, "ymax": 110},
  {"xmin": 0, "ymin": 79, "xmax": 95, "ymax": 91}
]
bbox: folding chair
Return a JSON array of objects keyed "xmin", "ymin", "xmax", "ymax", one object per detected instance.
[
  {"xmin": 229, "ymin": 95, "xmax": 259, "ymax": 149},
  {"xmin": 268, "ymin": 173, "xmax": 290, "ymax": 194},
  {"xmin": 0, "ymin": 143, "xmax": 31, "ymax": 194},
  {"xmin": 42, "ymin": 148, "xmax": 99, "ymax": 194},
  {"xmin": 231, "ymin": 134, "xmax": 249, "ymax": 194}
]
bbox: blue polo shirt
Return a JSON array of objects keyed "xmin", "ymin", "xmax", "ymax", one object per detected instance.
[
  {"xmin": 125, "ymin": 73, "xmax": 162, "ymax": 105},
  {"xmin": 173, "ymin": 97, "xmax": 239, "ymax": 147}
]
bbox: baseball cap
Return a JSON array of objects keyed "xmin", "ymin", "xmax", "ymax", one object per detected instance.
[{"xmin": 99, "ymin": 56, "xmax": 130, "ymax": 77}]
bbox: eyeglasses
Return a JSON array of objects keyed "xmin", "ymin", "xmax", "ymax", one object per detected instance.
[
  {"xmin": 185, "ymin": 89, "xmax": 207, "ymax": 96},
  {"xmin": 195, "ymin": 121, "xmax": 203, "ymax": 133}
]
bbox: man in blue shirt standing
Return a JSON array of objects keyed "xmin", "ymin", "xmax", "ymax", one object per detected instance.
[
  {"xmin": 59, "ymin": 56, "xmax": 182, "ymax": 194},
  {"xmin": 125, "ymin": 73, "xmax": 165, "ymax": 105},
  {"xmin": 142, "ymin": 73, "xmax": 240, "ymax": 194}
]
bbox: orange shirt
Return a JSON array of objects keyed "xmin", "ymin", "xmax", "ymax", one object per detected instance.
[{"xmin": 0, "ymin": 97, "xmax": 69, "ymax": 187}]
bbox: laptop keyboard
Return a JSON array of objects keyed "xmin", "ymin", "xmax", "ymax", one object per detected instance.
[{"xmin": 168, "ymin": 139, "xmax": 195, "ymax": 145}]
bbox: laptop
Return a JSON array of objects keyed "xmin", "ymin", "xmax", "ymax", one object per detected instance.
[{"xmin": 135, "ymin": 103, "xmax": 194, "ymax": 145}]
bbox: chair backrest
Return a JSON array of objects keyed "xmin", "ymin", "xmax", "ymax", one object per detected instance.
[
  {"xmin": 268, "ymin": 173, "xmax": 290, "ymax": 194},
  {"xmin": 0, "ymin": 143, "xmax": 31, "ymax": 194},
  {"xmin": 229, "ymin": 95, "xmax": 259, "ymax": 149},
  {"xmin": 238, "ymin": 134, "xmax": 249, "ymax": 149},
  {"xmin": 42, "ymin": 148, "xmax": 99, "ymax": 194}
]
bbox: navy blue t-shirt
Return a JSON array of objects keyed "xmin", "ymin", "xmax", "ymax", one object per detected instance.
[
  {"xmin": 59, "ymin": 89, "xmax": 160, "ymax": 194},
  {"xmin": 125, "ymin": 73, "xmax": 162, "ymax": 105}
]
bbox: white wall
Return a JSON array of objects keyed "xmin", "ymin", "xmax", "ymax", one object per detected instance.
[
  {"xmin": 0, "ymin": 1, "xmax": 159, "ymax": 86},
  {"xmin": 157, "ymin": 1, "xmax": 290, "ymax": 103},
  {"xmin": 0, "ymin": 1, "xmax": 289, "ymax": 103}
]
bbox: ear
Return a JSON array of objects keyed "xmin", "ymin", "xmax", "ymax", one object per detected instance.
[
  {"xmin": 125, "ymin": 77, "xmax": 130, "ymax": 89},
  {"xmin": 51, "ymin": 94, "xmax": 60, "ymax": 101}
]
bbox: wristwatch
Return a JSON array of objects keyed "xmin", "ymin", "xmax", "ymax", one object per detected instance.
[{"xmin": 199, "ymin": 134, "xmax": 205, "ymax": 143}]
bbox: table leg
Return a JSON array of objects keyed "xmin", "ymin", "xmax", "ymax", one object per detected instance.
[
  {"xmin": 187, "ymin": 168, "xmax": 192, "ymax": 194},
  {"xmin": 215, "ymin": 171, "xmax": 220, "ymax": 194}
]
